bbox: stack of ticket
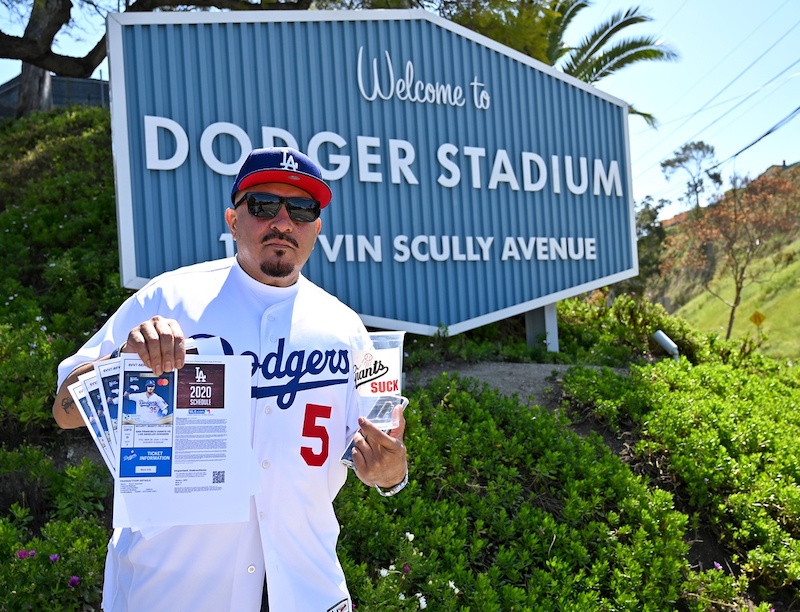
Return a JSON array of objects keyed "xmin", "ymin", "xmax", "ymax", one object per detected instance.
[{"xmin": 67, "ymin": 340, "xmax": 256, "ymax": 530}]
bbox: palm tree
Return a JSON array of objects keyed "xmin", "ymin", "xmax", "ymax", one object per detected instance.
[
  {"xmin": 447, "ymin": 0, "xmax": 676, "ymax": 125},
  {"xmin": 546, "ymin": 1, "xmax": 677, "ymax": 125}
]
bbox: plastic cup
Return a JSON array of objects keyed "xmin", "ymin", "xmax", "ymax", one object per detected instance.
[
  {"xmin": 357, "ymin": 394, "xmax": 408, "ymax": 431},
  {"xmin": 353, "ymin": 331, "xmax": 406, "ymax": 397},
  {"xmin": 352, "ymin": 331, "xmax": 406, "ymax": 429}
]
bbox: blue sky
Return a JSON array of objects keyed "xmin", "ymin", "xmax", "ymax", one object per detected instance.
[
  {"xmin": 3, "ymin": 1, "xmax": 798, "ymax": 220},
  {"xmin": 569, "ymin": 0, "xmax": 800, "ymax": 218}
]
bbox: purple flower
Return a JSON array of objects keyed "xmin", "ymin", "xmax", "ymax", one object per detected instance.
[
  {"xmin": 713, "ymin": 562, "xmax": 722, "ymax": 571},
  {"xmin": 16, "ymin": 550, "xmax": 28, "ymax": 559},
  {"xmin": 403, "ymin": 565, "xmax": 411, "ymax": 573},
  {"xmin": 49, "ymin": 554, "xmax": 60, "ymax": 562},
  {"xmin": 27, "ymin": 550, "xmax": 36, "ymax": 557},
  {"xmin": 68, "ymin": 576, "xmax": 81, "ymax": 589}
]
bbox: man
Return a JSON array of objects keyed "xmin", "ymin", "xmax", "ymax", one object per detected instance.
[
  {"xmin": 122, "ymin": 379, "xmax": 170, "ymax": 424},
  {"xmin": 52, "ymin": 147, "xmax": 409, "ymax": 612}
]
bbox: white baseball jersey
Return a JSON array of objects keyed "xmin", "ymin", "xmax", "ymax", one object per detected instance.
[
  {"xmin": 57, "ymin": 258, "xmax": 367, "ymax": 612},
  {"xmin": 124, "ymin": 391, "xmax": 169, "ymax": 423}
]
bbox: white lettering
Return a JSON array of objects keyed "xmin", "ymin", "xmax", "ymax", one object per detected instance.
[
  {"xmin": 141, "ymin": 116, "xmax": 623, "ymax": 201},
  {"xmin": 411, "ymin": 235, "xmax": 430, "ymax": 261},
  {"xmin": 488, "ymin": 149, "xmax": 520, "ymax": 190},
  {"xmin": 551, "ymin": 155, "xmax": 561, "ymax": 194},
  {"xmin": 389, "ymin": 140, "xmax": 419, "ymax": 185},
  {"xmin": 537, "ymin": 237, "xmax": 548, "ymax": 260},
  {"xmin": 476, "ymin": 237, "xmax": 494, "ymax": 260},
  {"xmin": 501, "ymin": 237, "xmax": 597, "ymax": 261},
  {"xmin": 437, "ymin": 143, "xmax": 460, "ymax": 188},
  {"xmin": 219, "ymin": 233, "xmax": 235, "ymax": 257},
  {"xmin": 463, "ymin": 147, "xmax": 486, "ymax": 189},
  {"xmin": 357, "ymin": 47, "xmax": 467, "ymax": 108},
  {"xmin": 357, "ymin": 136, "xmax": 383, "ymax": 183},
  {"xmin": 307, "ymin": 132, "xmax": 350, "ymax": 181},
  {"xmin": 393, "ymin": 235, "xmax": 410, "ymax": 262},
  {"xmin": 318, "ymin": 234, "xmax": 344, "ymax": 262},
  {"xmin": 393, "ymin": 236, "xmax": 494, "ymax": 262},
  {"xmin": 357, "ymin": 48, "xmax": 394, "ymax": 101},
  {"xmin": 501, "ymin": 237, "xmax": 520, "ymax": 261},
  {"xmin": 318, "ymin": 235, "xmax": 382, "ymax": 262},
  {"xmin": 144, "ymin": 115, "xmax": 189, "ymax": 171},
  {"xmin": 518, "ymin": 237, "xmax": 536, "ymax": 259},
  {"xmin": 357, "ymin": 235, "xmax": 382, "ymax": 262},
  {"xmin": 470, "ymin": 78, "xmax": 490, "ymax": 109},
  {"xmin": 565, "ymin": 156, "xmax": 588, "ymax": 195},
  {"xmin": 522, "ymin": 153, "xmax": 547, "ymax": 192},
  {"xmin": 200, "ymin": 122, "xmax": 251, "ymax": 175},
  {"xmin": 593, "ymin": 159, "xmax": 622, "ymax": 196}
]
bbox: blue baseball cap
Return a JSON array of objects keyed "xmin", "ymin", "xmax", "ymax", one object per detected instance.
[
  {"xmin": 231, "ymin": 147, "xmax": 332, "ymax": 208},
  {"xmin": 145, "ymin": 380, "xmax": 156, "ymax": 387}
]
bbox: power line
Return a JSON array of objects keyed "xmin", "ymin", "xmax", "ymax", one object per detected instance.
[
  {"xmin": 638, "ymin": 101, "xmax": 800, "ymax": 207},
  {"xmin": 633, "ymin": 69, "xmax": 800, "ymax": 135},
  {"xmin": 678, "ymin": 56, "xmax": 800, "ymax": 145},
  {"xmin": 700, "ymin": 71, "xmax": 800, "ymax": 144},
  {"xmin": 714, "ymin": 103, "xmax": 800, "ymax": 168},
  {"xmin": 632, "ymin": 55, "xmax": 800, "ymax": 183},
  {"xmin": 634, "ymin": 14, "xmax": 800, "ymax": 164},
  {"xmin": 655, "ymin": 0, "xmax": 792, "ymax": 120},
  {"xmin": 661, "ymin": 16, "xmax": 800, "ymax": 135}
]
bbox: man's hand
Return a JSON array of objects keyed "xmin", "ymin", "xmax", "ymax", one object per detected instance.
[
  {"xmin": 351, "ymin": 404, "xmax": 408, "ymax": 489},
  {"xmin": 123, "ymin": 316, "xmax": 186, "ymax": 375}
]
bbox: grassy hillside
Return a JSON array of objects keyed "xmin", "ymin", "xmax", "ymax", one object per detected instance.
[{"xmin": 676, "ymin": 237, "xmax": 800, "ymax": 359}]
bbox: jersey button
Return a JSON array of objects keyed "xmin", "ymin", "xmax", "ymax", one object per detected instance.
[
  {"xmin": 264, "ymin": 406, "xmax": 272, "ymax": 415},
  {"xmin": 259, "ymin": 512, "xmax": 265, "ymax": 520},
  {"xmin": 247, "ymin": 565, "xmax": 256, "ymax": 574},
  {"xmin": 261, "ymin": 460, "xmax": 270, "ymax": 469},
  {"xmin": 268, "ymin": 315, "xmax": 276, "ymax": 321}
]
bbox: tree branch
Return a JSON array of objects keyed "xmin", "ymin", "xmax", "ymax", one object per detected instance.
[{"xmin": 1, "ymin": 0, "xmax": 313, "ymax": 78}]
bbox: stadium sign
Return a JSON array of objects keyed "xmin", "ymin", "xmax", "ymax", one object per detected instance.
[{"xmin": 107, "ymin": 10, "xmax": 636, "ymax": 336}]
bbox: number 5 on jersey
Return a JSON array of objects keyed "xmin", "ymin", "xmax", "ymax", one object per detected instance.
[{"xmin": 301, "ymin": 404, "xmax": 331, "ymax": 467}]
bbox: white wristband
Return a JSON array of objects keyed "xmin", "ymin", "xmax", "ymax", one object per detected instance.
[{"xmin": 374, "ymin": 471, "xmax": 408, "ymax": 497}]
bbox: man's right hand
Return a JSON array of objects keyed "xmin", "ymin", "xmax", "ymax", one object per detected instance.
[{"xmin": 123, "ymin": 316, "xmax": 186, "ymax": 376}]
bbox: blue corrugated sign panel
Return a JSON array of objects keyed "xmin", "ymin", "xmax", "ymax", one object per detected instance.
[{"xmin": 107, "ymin": 10, "xmax": 636, "ymax": 335}]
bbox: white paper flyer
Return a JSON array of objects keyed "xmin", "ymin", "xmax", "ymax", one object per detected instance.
[{"xmin": 112, "ymin": 354, "xmax": 253, "ymax": 529}]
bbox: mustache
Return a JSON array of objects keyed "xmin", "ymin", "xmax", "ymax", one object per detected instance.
[{"xmin": 261, "ymin": 231, "xmax": 299, "ymax": 248}]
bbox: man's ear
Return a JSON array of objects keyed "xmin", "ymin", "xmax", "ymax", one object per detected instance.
[{"xmin": 225, "ymin": 207, "xmax": 237, "ymax": 239}]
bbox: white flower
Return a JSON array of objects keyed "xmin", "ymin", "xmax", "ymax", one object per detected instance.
[
  {"xmin": 389, "ymin": 564, "xmax": 396, "ymax": 571},
  {"xmin": 406, "ymin": 532, "xmax": 415, "ymax": 542},
  {"xmin": 419, "ymin": 596, "xmax": 428, "ymax": 609},
  {"xmin": 399, "ymin": 594, "xmax": 406, "ymax": 601},
  {"xmin": 448, "ymin": 580, "xmax": 460, "ymax": 594},
  {"xmin": 380, "ymin": 568, "xmax": 389, "ymax": 577}
]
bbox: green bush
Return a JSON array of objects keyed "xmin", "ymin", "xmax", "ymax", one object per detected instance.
[
  {"xmin": 337, "ymin": 374, "xmax": 698, "ymax": 610},
  {"xmin": 0, "ymin": 515, "xmax": 107, "ymax": 611},
  {"xmin": 0, "ymin": 445, "xmax": 111, "ymax": 610},
  {"xmin": 0, "ymin": 106, "xmax": 131, "ymax": 434},
  {"xmin": 563, "ymin": 359, "xmax": 800, "ymax": 591}
]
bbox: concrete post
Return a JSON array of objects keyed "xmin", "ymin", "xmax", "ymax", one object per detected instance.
[{"xmin": 525, "ymin": 303, "xmax": 559, "ymax": 352}]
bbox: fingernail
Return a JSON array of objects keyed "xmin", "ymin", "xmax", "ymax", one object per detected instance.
[{"xmin": 164, "ymin": 361, "xmax": 172, "ymax": 371}]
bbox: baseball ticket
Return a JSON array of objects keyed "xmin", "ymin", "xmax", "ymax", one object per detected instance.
[{"xmin": 112, "ymin": 354, "xmax": 254, "ymax": 529}]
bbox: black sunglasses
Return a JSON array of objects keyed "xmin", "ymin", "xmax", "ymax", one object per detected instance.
[{"xmin": 234, "ymin": 192, "xmax": 321, "ymax": 223}]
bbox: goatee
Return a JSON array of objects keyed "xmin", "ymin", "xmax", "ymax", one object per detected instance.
[{"xmin": 261, "ymin": 259, "xmax": 293, "ymax": 278}]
